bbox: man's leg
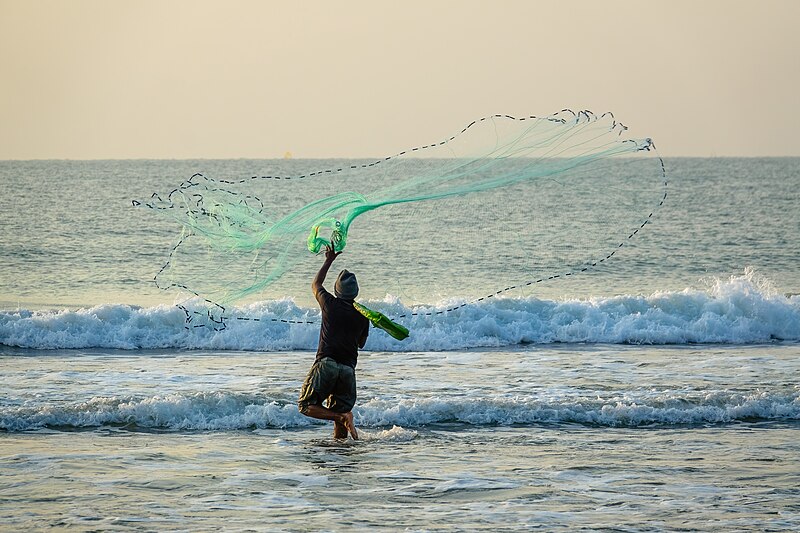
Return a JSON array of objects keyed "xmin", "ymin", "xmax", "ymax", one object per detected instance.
[
  {"xmin": 338, "ymin": 412, "xmax": 357, "ymax": 440},
  {"xmin": 333, "ymin": 416, "xmax": 348, "ymax": 439},
  {"xmin": 327, "ymin": 364, "xmax": 358, "ymax": 439},
  {"xmin": 302, "ymin": 404, "xmax": 357, "ymax": 439},
  {"xmin": 298, "ymin": 358, "xmax": 358, "ymax": 439}
]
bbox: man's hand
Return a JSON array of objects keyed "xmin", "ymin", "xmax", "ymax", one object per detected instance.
[
  {"xmin": 324, "ymin": 245, "xmax": 341, "ymax": 264},
  {"xmin": 313, "ymin": 245, "xmax": 340, "ymax": 295}
]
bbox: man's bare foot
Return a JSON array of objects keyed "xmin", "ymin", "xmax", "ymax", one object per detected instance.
[
  {"xmin": 341, "ymin": 411, "xmax": 358, "ymax": 440},
  {"xmin": 332, "ymin": 418, "xmax": 348, "ymax": 439}
]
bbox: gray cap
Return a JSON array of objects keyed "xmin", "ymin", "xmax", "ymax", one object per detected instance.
[{"xmin": 334, "ymin": 269, "xmax": 359, "ymax": 299}]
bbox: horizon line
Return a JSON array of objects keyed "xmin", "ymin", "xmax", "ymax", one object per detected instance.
[{"xmin": 2, "ymin": 155, "xmax": 800, "ymax": 162}]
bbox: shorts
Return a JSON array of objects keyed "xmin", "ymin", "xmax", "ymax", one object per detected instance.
[{"xmin": 298, "ymin": 357, "xmax": 357, "ymax": 414}]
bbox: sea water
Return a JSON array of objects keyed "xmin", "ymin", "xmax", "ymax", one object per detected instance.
[{"xmin": 1, "ymin": 158, "xmax": 799, "ymax": 531}]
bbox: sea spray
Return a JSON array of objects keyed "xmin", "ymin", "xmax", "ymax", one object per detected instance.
[{"xmin": 2, "ymin": 273, "xmax": 798, "ymax": 350}]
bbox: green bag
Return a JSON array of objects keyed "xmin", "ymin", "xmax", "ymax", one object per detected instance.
[{"xmin": 353, "ymin": 302, "xmax": 409, "ymax": 341}]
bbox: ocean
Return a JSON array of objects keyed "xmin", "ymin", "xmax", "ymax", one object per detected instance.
[{"xmin": 1, "ymin": 158, "xmax": 799, "ymax": 531}]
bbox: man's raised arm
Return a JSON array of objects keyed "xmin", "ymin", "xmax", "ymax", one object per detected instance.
[{"xmin": 312, "ymin": 245, "xmax": 341, "ymax": 296}]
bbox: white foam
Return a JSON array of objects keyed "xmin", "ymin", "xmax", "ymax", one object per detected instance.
[
  {"xmin": 1, "ymin": 272, "xmax": 798, "ymax": 350},
  {"xmin": 2, "ymin": 389, "xmax": 797, "ymax": 432},
  {"xmin": 360, "ymin": 425, "xmax": 418, "ymax": 442}
]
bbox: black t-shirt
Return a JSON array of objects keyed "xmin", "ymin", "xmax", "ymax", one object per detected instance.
[{"xmin": 314, "ymin": 287, "xmax": 370, "ymax": 368}]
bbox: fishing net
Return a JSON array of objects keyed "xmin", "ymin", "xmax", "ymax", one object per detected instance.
[{"xmin": 136, "ymin": 110, "xmax": 666, "ymax": 328}]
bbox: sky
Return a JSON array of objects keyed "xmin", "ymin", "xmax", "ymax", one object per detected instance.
[{"xmin": 1, "ymin": 0, "xmax": 798, "ymax": 159}]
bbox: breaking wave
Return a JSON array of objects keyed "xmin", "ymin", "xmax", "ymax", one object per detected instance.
[
  {"xmin": 1, "ymin": 273, "xmax": 798, "ymax": 350},
  {"xmin": 2, "ymin": 389, "xmax": 798, "ymax": 432}
]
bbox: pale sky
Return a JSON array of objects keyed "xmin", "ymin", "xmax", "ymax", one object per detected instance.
[{"xmin": 1, "ymin": 0, "xmax": 798, "ymax": 159}]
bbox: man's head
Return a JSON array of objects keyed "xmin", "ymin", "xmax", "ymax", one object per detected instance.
[{"xmin": 334, "ymin": 269, "xmax": 359, "ymax": 299}]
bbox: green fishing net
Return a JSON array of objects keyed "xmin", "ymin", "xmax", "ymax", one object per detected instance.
[{"xmin": 137, "ymin": 110, "xmax": 666, "ymax": 326}]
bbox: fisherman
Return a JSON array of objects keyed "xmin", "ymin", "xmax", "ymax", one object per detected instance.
[{"xmin": 298, "ymin": 245, "xmax": 369, "ymax": 439}]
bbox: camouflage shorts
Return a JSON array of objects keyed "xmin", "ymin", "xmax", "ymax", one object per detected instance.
[{"xmin": 298, "ymin": 357, "xmax": 357, "ymax": 414}]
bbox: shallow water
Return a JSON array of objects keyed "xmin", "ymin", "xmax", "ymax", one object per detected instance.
[
  {"xmin": 3, "ymin": 422, "xmax": 799, "ymax": 531},
  {"xmin": 2, "ymin": 344, "xmax": 799, "ymax": 530}
]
